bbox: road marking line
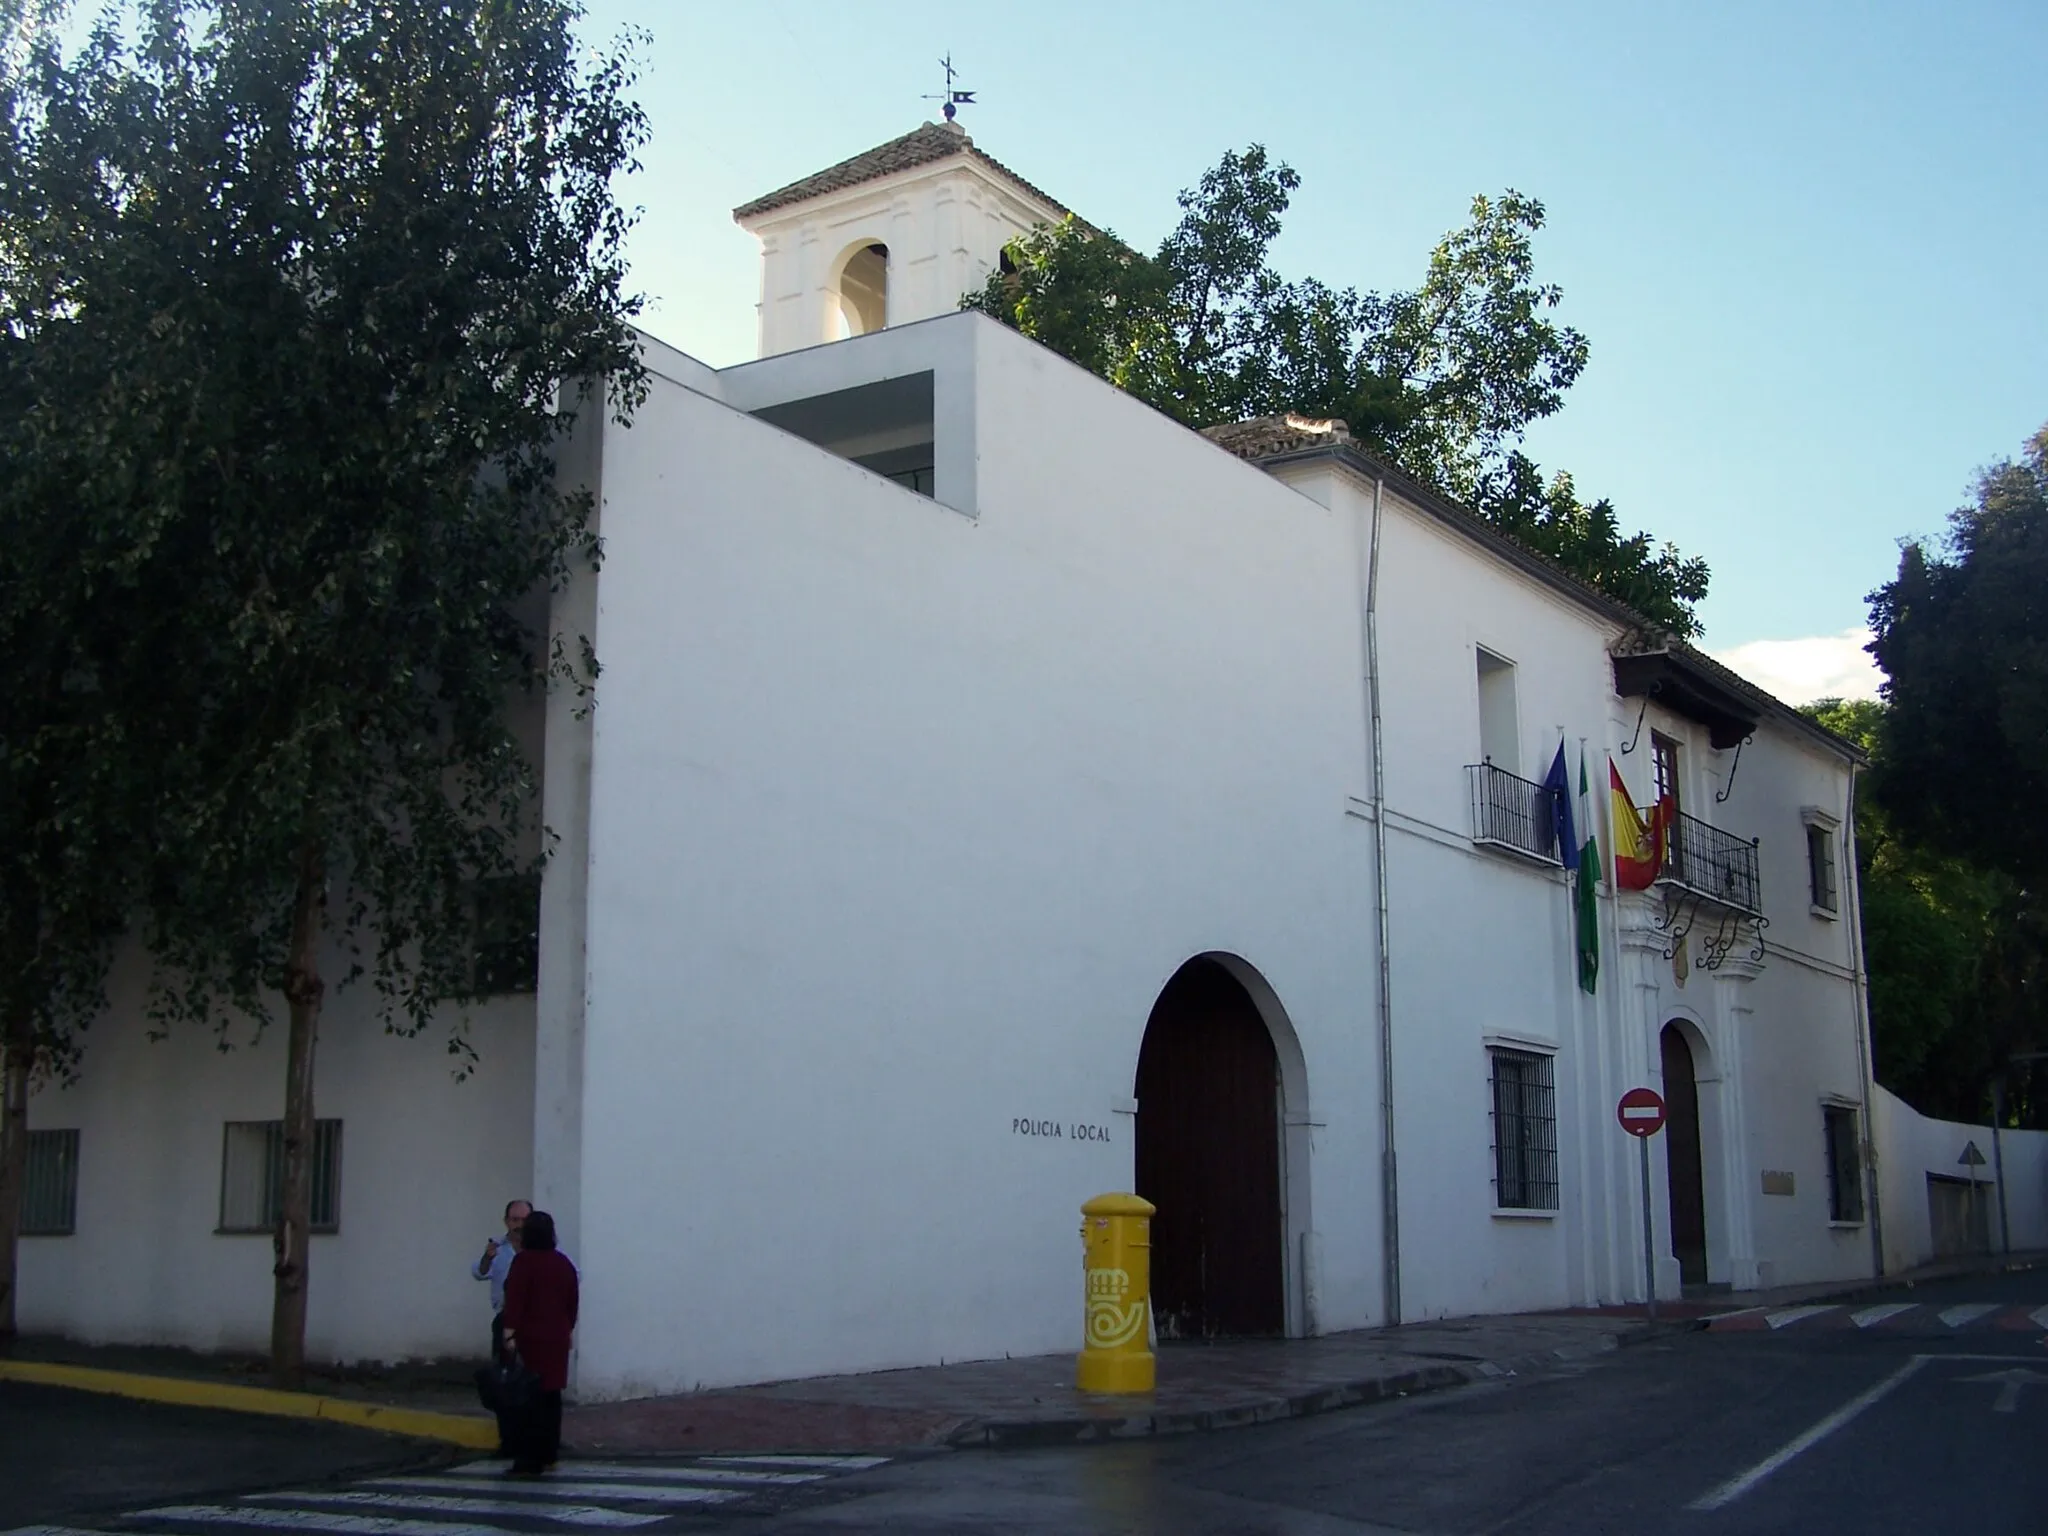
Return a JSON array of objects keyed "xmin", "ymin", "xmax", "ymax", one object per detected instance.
[
  {"xmin": 1939, "ymin": 1303, "xmax": 2000, "ymax": 1328},
  {"xmin": 700, "ymin": 1454, "xmax": 890, "ymax": 1470},
  {"xmin": 1687, "ymin": 1355, "xmax": 1928, "ymax": 1512},
  {"xmin": 374, "ymin": 1477, "xmax": 740, "ymax": 1507},
  {"xmin": 248, "ymin": 1491, "xmax": 664, "ymax": 1527},
  {"xmin": 445, "ymin": 1460, "xmax": 821, "ymax": 1485},
  {"xmin": 134, "ymin": 1507, "xmax": 517, "ymax": 1536},
  {"xmin": 2033, "ymin": 1306, "xmax": 2048, "ymax": 1332},
  {"xmin": 1850, "ymin": 1304, "xmax": 1916, "ymax": 1328},
  {"xmin": 1764, "ymin": 1305, "xmax": 1837, "ymax": 1329}
]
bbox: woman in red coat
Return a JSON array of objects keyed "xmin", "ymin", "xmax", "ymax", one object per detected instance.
[{"xmin": 500, "ymin": 1208, "xmax": 579, "ymax": 1474}]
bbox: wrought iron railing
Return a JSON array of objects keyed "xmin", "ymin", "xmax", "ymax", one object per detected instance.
[
  {"xmin": 1468, "ymin": 763, "xmax": 1563, "ymax": 864},
  {"xmin": 1659, "ymin": 807, "xmax": 1762, "ymax": 915}
]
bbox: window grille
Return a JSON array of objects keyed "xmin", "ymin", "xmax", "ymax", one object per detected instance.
[
  {"xmin": 22, "ymin": 1129, "xmax": 80, "ymax": 1236},
  {"xmin": 1807, "ymin": 823, "xmax": 1838, "ymax": 913},
  {"xmin": 219, "ymin": 1120, "xmax": 343, "ymax": 1234},
  {"xmin": 1823, "ymin": 1105, "xmax": 1863, "ymax": 1222},
  {"xmin": 1490, "ymin": 1049, "xmax": 1559, "ymax": 1210}
]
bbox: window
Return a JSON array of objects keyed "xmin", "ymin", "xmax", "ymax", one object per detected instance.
[
  {"xmin": 1823, "ymin": 1105, "xmax": 1863, "ymax": 1222},
  {"xmin": 1489, "ymin": 1048, "xmax": 1558, "ymax": 1210},
  {"xmin": 470, "ymin": 873, "xmax": 540, "ymax": 996},
  {"xmin": 22, "ymin": 1129, "xmax": 79, "ymax": 1236},
  {"xmin": 1476, "ymin": 649, "xmax": 1519, "ymax": 769},
  {"xmin": 1651, "ymin": 733, "xmax": 1682, "ymax": 816},
  {"xmin": 1802, "ymin": 808, "xmax": 1841, "ymax": 916},
  {"xmin": 219, "ymin": 1120, "xmax": 343, "ymax": 1234}
]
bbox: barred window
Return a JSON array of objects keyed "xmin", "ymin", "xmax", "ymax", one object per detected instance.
[
  {"xmin": 1824, "ymin": 1105, "xmax": 1863, "ymax": 1222},
  {"xmin": 218, "ymin": 1120, "xmax": 343, "ymax": 1234},
  {"xmin": 1807, "ymin": 823, "xmax": 1838, "ymax": 913},
  {"xmin": 1490, "ymin": 1048, "xmax": 1559, "ymax": 1211},
  {"xmin": 22, "ymin": 1129, "xmax": 80, "ymax": 1236}
]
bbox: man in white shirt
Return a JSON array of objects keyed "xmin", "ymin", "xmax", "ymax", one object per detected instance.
[{"xmin": 473, "ymin": 1199, "xmax": 532, "ymax": 1361}]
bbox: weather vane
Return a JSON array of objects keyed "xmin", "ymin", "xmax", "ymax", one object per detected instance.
[{"xmin": 924, "ymin": 53, "xmax": 976, "ymax": 122}]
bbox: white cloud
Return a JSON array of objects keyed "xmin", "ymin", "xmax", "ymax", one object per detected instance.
[{"xmin": 1707, "ymin": 628, "xmax": 1885, "ymax": 706}]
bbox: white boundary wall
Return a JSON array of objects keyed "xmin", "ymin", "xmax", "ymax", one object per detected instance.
[{"xmin": 1872, "ymin": 1083, "xmax": 2048, "ymax": 1271}]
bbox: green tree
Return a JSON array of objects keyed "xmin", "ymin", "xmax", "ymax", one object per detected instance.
[
  {"xmin": 1868, "ymin": 426, "xmax": 2048, "ymax": 888},
  {"xmin": 0, "ymin": 0, "xmax": 647, "ymax": 1381},
  {"xmin": 1806, "ymin": 696, "xmax": 2044, "ymax": 1126},
  {"xmin": 965, "ymin": 147, "xmax": 1710, "ymax": 635}
]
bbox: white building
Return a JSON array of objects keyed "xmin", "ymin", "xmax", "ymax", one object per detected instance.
[{"xmin": 27, "ymin": 122, "xmax": 1985, "ymax": 1395}]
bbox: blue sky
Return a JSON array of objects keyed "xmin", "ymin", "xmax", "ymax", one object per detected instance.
[{"xmin": 580, "ymin": 0, "xmax": 2044, "ymax": 697}]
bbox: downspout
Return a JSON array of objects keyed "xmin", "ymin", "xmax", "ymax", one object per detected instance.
[
  {"xmin": 1842, "ymin": 764, "xmax": 1885, "ymax": 1277},
  {"xmin": 1363, "ymin": 475, "xmax": 1400, "ymax": 1325}
]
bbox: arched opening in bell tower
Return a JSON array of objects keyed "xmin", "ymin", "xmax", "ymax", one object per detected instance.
[{"xmin": 830, "ymin": 242, "xmax": 889, "ymax": 338}]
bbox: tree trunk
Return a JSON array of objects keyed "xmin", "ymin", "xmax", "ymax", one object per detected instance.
[
  {"xmin": 270, "ymin": 835, "xmax": 327, "ymax": 1389},
  {"xmin": 0, "ymin": 1003, "xmax": 31, "ymax": 1347}
]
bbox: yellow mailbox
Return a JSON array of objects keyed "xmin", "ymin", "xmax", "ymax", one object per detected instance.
[{"xmin": 1076, "ymin": 1192, "xmax": 1156, "ymax": 1394}]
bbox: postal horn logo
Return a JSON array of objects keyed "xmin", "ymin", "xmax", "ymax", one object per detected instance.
[{"xmin": 1084, "ymin": 1266, "xmax": 1147, "ymax": 1349}]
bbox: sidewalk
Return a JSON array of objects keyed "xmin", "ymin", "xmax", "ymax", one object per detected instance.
[
  {"xmin": 562, "ymin": 1311, "xmax": 1661, "ymax": 1455},
  {"xmin": 10, "ymin": 1248, "xmax": 2037, "ymax": 1456}
]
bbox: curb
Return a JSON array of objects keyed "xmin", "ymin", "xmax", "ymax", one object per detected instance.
[
  {"xmin": 0, "ymin": 1360, "xmax": 499, "ymax": 1449},
  {"xmin": 946, "ymin": 1326, "xmax": 1657, "ymax": 1450}
]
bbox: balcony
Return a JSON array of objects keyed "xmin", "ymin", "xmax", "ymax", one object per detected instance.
[
  {"xmin": 1659, "ymin": 807, "xmax": 1762, "ymax": 916},
  {"xmin": 1468, "ymin": 763, "xmax": 1565, "ymax": 866}
]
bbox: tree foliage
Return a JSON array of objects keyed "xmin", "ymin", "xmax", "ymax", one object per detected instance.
[
  {"xmin": 965, "ymin": 147, "xmax": 1709, "ymax": 636},
  {"xmin": 1868, "ymin": 426, "xmax": 2048, "ymax": 888},
  {"xmin": 0, "ymin": 0, "xmax": 647, "ymax": 1377}
]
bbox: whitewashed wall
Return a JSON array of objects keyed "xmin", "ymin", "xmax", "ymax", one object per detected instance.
[
  {"xmin": 566, "ymin": 314, "xmax": 1383, "ymax": 1398},
  {"xmin": 1873, "ymin": 1084, "xmax": 2048, "ymax": 1272},
  {"xmin": 21, "ymin": 955, "xmax": 534, "ymax": 1363}
]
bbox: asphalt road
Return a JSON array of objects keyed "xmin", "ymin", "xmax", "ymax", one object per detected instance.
[
  {"xmin": 7, "ymin": 1269, "xmax": 2044, "ymax": 1535},
  {"xmin": 0, "ymin": 1381, "xmax": 435, "ymax": 1529},
  {"xmin": 706, "ymin": 1268, "xmax": 2048, "ymax": 1535}
]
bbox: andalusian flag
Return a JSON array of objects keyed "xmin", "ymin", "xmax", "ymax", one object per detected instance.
[
  {"xmin": 1574, "ymin": 747, "xmax": 1599, "ymax": 994},
  {"xmin": 1610, "ymin": 759, "xmax": 1663, "ymax": 890}
]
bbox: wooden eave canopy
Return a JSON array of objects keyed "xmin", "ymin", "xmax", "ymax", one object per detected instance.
[{"xmin": 1612, "ymin": 650, "xmax": 1760, "ymax": 750}]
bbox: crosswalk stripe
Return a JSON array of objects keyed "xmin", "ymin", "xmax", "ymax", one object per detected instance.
[
  {"xmin": 373, "ymin": 1477, "xmax": 738, "ymax": 1507},
  {"xmin": 1765, "ymin": 1305, "xmax": 1837, "ymax": 1329},
  {"xmin": 134, "ymin": 1507, "xmax": 514, "ymax": 1536},
  {"xmin": 247, "ymin": 1491, "xmax": 664, "ymax": 1528},
  {"xmin": 445, "ymin": 1462, "xmax": 823, "ymax": 1488},
  {"xmin": 1850, "ymin": 1303, "xmax": 1917, "ymax": 1328},
  {"xmin": 701, "ymin": 1455, "xmax": 890, "ymax": 1470},
  {"xmin": 1938, "ymin": 1303, "xmax": 2000, "ymax": 1328},
  {"xmin": 2032, "ymin": 1306, "xmax": 2048, "ymax": 1332}
]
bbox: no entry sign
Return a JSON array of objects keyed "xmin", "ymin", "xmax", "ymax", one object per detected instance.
[{"xmin": 1617, "ymin": 1087, "xmax": 1667, "ymax": 1138}]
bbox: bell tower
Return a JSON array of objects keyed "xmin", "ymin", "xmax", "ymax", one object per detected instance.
[{"xmin": 733, "ymin": 121, "xmax": 1071, "ymax": 359}]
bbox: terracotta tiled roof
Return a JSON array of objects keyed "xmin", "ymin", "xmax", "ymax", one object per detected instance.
[
  {"xmin": 733, "ymin": 122, "xmax": 1072, "ymax": 223},
  {"xmin": 1202, "ymin": 415, "xmax": 1354, "ymax": 460}
]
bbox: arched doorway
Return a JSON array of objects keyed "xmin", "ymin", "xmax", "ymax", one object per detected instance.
[
  {"xmin": 1135, "ymin": 958, "xmax": 1285, "ymax": 1337},
  {"xmin": 1660, "ymin": 1023, "xmax": 1709, "ymax": 1289}
]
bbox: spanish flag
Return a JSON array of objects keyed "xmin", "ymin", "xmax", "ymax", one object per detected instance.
[{"xmin": 1610, "ymin": 760, "xmax": 1665, "ymax": 890}]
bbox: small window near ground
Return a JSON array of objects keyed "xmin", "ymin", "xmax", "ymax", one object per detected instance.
[
  {"xmin": 1806, "ymin": 823, "xmax": 1838, "ymax": 913},
  {"xmin": 219, "ymin": 1120, "xmax": 343, "ymax": 1234},
  {"xmin": 23, "ymin": 1128, "xmax": 80, "ymax": 1236},
  {"xmin": 1823, "ymin": 1105, "xmax": 1863, "ymax": 1222},
  {"xmin": 1489, "ymin": 1048, "xmax": 1558, "ymax": 1210}
]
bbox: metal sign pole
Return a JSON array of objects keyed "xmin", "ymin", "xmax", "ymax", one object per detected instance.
[{"xmin": 1639, "ymin": 1134, "xmax": 1657, "ymax": 1322}]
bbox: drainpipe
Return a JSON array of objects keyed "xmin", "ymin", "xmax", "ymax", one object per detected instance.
[
  {"xmin": 1363, "ymin": 475, "xmax": 1400, "ymax": 1325},
  {"xmin": 1842, "ymin": 765, "xmax": 1885, "ymax": 1277}
]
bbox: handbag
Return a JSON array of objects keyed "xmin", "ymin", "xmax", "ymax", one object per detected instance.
[{"xmin": 474, "ymin": 1351, "xmax": 540, "ymax": 1415}]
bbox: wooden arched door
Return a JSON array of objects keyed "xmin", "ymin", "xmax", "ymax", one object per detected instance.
[
  {"xmin": 1135, "ymin": 959, "xmax": 1285, "ymax": 1337},
  {"xmin": 1660, "ymin": 1024, "xmax": 1709, "ymax": 1288}
]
